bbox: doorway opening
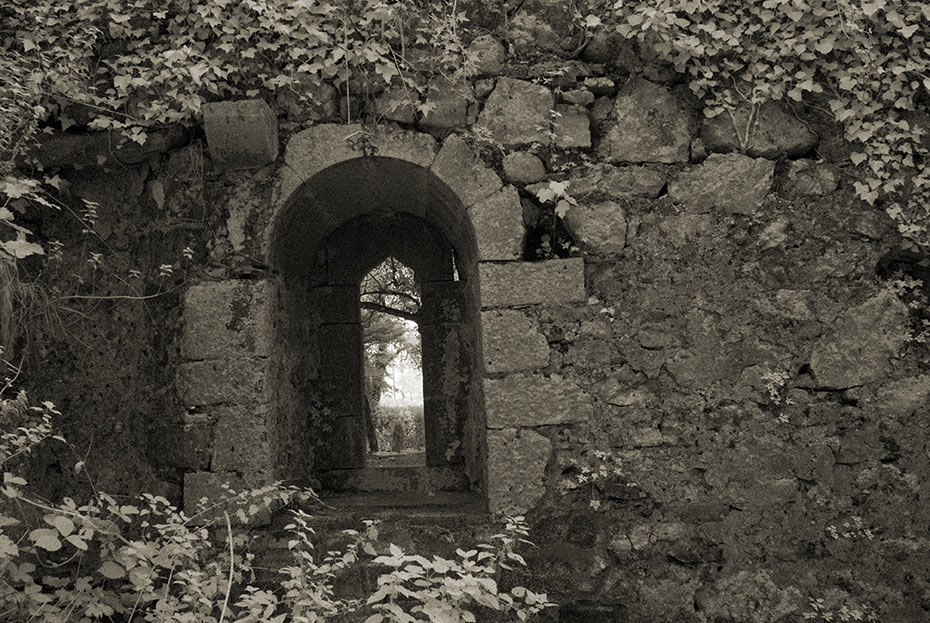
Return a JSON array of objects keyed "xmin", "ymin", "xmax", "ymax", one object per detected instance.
[{"xmin": 360, "ymin": 257, "xmax": 426, "ymax": 467}]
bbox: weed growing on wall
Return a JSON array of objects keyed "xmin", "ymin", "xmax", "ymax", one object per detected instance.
[{"xmin": 0, "ymin": 388, "xmax": 553, "ymax": 622}]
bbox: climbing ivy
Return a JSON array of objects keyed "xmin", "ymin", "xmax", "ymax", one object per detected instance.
[
  {"xmin": 600, "ymin": 0, "xmax": 930, "ymax": 249},
  {"xmin": 0, "ymin": 0, "xmax": 471, "ymax": 260}
]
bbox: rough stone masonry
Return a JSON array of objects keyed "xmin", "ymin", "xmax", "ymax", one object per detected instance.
[{"xmin": 23, "ymin": 3, "xmax": 930, "ymax": 621}]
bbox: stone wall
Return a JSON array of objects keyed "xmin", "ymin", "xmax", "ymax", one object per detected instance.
[{"xmin": 20, "ymin": 3, "xmax": 930, "ymax": 621}]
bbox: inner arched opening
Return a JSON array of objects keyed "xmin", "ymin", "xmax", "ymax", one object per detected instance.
[
  {"xmin": 360, "ymin": 257, "xmax": 426, "ymax": 463},
  {"xmin": 268, "ymin": 156, "xmax": 486, "ymax": 502}
]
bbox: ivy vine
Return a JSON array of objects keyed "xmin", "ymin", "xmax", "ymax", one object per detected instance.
[{"xmin": 599, "ymin": 0, "xmax": 930, "ymax": 249}]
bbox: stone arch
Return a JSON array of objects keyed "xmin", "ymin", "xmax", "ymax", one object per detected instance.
[
  {"xmin": 264, "ymin": 125, "xmax": 524, "ymax": 499},
  {"xmin": 179, "ymin": 124, "xmax": 590, "ymax": 514}
]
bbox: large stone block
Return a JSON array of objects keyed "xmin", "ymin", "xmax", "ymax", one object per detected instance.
[
  {"xmin": 601, "ymin": 78, "xmax": 692, "ymax": 164},
  {"xmin": 668, "ymin": 153, "xmax": 774, "ymax": 215},
  {"xmin": 701, "ymin": 100, "xmax": 817, "ymax": 159},
  {"xmin": 178, "ymin": 358, "xmax": 266, "ymax": 406},
  {"xmin": 211, "ymin": 404, "xmax": 274, "ymax": 479},
  {"xmin": 181, "ymin": 280, "xmax": 272, "ymax": 360},
  {"xmin": 810, "ymin": 291, "xmax": 909, "ymax": 389},
  {"xmin": 487, "ymin": 428, "xmax": 551, "ymax": 514},
  {"xmin": 474, "ymin": 78, "xmax": 555, "ymax": 148},
  {"xmin": 501, "ymin": 152, "xmax": 546, "ymax": 184},
  {"xmin": 419, "ymin": 77, "xmax": 476, "ymax": 130},
  {"xmin": 478, "ymin": 258, "xmax": 586, "ymax": 309},
  {"xmin": 481, "ymin": 310, "xmax": 550, "ymax": 374},
  {"xmin": 180, "ymin": 414, "xmax": 213, "ymax": 471},
  {"xmin": 430, "ymin": 134, "xmax": 502, "ymax": 207},
  {"xmin": 203, "ymin": 99, "xmax": 278, "ymax": 170},
  {"xmin": 562, "ymin": 201, "xmax": 627, "ymax": 256},
  {"xmin": 553, "ymin": 104, "xmax": 591, "ymax": 149},
  {"xmin": 569, "ymin": 163, "xmax": 667, "ymax": 200},
  {"xmin": 468, "ymin": 185, "xmax": 524, "ymax": 261},
  {"xmin": 484, "ymin": 374, "xmax": 593, "ymax": 428}
]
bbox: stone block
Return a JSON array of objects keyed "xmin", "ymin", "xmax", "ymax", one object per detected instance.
[
  {"xmin": 178, "ymin": 358, "xmax": 266, "ymax": 406},
  {"xmin": 601, "ymin": 78, "xmax": 692, "ymax": 164},
  {"xmin": 468, "ymin": 185, "xmax": 524, "ymax": 261},
  {"xmin": 502, "ymin": 152, "xmax": 546, "ymax": 184},
  {"xmin": 568, "ymin": 163, "xmax": 667, "ymax": 200},
  {"xmin": 181, "ymin": 280, "xmax": 272, "ymax": 360},
  {"xmin": 211, "ymin": 404, "xmax": 274, "ymax": 479},
  {"xmin": 810, "ymin": 291, "xmax": 909, "ymax": 389},
  {"xmin": 368, "ymin": 125, "xmax": 438, "ymax": 167},
  {"xmin": 484, "ymin": 374, "xmax": 593, "ymax": 428},
  {"xmin": 373, "ymin": 86, "xmax": 417, "ymax": 124},
  {"xmin": 420, "ymin": 324, "xmax": 469, "ymax": 399},
  {"xmin": 481, "ymin": 310, "xmax": 549, "ymax": 374},
  {"xmin": 783, "ymin": 159, "xmax": 838, "ymax": 197},
  {"xmin": 203, "ymin": 99, "xmax": 278, "ymax": 170},
  {"xmin": 277, "ymin": 123, "xmax": 365, "ymax": 204},
  {"xmin": 424, "ymin": 395, "xmax": 467, "ymax": 465},
  {"xmin": 553, "ymin": 104, "xmax": 591, "ymax": 149},
  {"xmin": 430, "ymin": 134, "xmax": 502, "ymax": 207},
  {"xmin": 487, "ymin": 428, "xmax": 551, "ymax": 514},
  {"xmin": 478, "ymin": 258, "xmax": 586, "ymax": 309},
  {"xmin": 315, "ymin": 416, "xmax": 367, "ymax": 470},
  {"xmin": 180, "ymin": 414, "xmax": 213, "ymax": 471},
  {"xmin": 701, "ymin": 100, "xmax": 817, "ymax": 159},
  {"xmin": 420, "ymin": 280, "xmax": 467, "ymax": 324},
  {"xmin": 668, "ymin": 153, "xmax": 774, "ymax": 215},
  {"xmin": 474, "ymin": 78, "xmax": 555, "ymax": 149},
  {"xmin": 467, "ymin": 34, "xmax": 507, "ymax": 75},
  {"xmin": 419, "ymin": 77, "xmax": 476, "ymax": 130},
  {"xmin": 562, "ymin": 201, "xmax": 627, "ymax": 256}
]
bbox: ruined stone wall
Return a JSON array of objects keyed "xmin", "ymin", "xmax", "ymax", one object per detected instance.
[{"xmin": 20, "ymin": 1, "xmax": 930, "ymax": 620}]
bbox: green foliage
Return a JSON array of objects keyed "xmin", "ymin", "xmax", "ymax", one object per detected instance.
[
  {"xmin": 0, "ymin": 392, "xmax": 552, "ymax": 622},
  {"xmin": 597, "ymin": 0, "xmax": 930, "ymax": 248},
  {"xmin": 0, "ymin": 0, "xmax": 472, "ymax": 261}
]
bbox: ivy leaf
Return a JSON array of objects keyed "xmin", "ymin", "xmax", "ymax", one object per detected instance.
[
  {"xmin": 861, "ymin": 1, "xmax": 884, "ymax": 17},
  {"xmin": 66, "ymin": 534, "xmax": 88, "ymax": 551},
  {"xmin": 99, "ymin": 561, "xmax": 126, "ymax": 579},
  {"xmin": 535, "ymin": 186, "xmax": 556, "ymax": 203},
  {"xmin": 43, "ymin": 514, "xmax": 74, "ymax": 537},
  {"xmin": 555, "ymin": 199, "xmax": 572, "ymax": 219},
  {"xmin": 1, "ymin": 239, "xmax": 44, "ymax": 259},
  {"xmin": 29, "ymin": 528, "xmax": 62, "ymax": 551}
]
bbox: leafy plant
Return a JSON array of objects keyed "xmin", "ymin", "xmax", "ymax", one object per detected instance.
[
  {"xmin": 0, "ymin": 388, "xmax": 553, "ymax": 622},
  {"xmin": 594, "ymin": 0, "xmax": 930, "ymax": 249}
]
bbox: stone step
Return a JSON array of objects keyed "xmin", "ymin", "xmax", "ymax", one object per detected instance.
[{"xmin": 318, "ymin": 464, "xmax": 470, "ymax": 494}]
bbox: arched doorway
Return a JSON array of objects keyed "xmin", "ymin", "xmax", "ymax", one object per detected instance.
[{"xmin": 268, "ymin": 157, "xmax": 482, "ymax": 493}]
